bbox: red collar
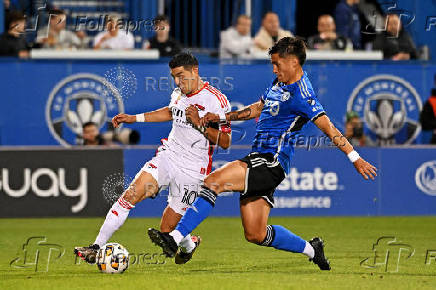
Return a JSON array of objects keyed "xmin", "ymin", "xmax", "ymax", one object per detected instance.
[{"xmin": 186, "ymin": 82, "xmax": 208, "ymax": 97}]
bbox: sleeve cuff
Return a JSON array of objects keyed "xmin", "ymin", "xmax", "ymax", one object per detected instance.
[{"xmin": 311, "ymin": 111, "xmax": 326, "ymax": 122}]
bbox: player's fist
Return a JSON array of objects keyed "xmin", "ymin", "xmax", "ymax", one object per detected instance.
[
  {"xmin": 353, "ymin": 158, "xmax": 377, "ymax": 180},
  {"xmin": 185, "ymin": 105, "xmax": 200, "ymax": 127},
  {"xmin": 112, "ymin": 113, "xmax": 136, "ymax": 128},
  {"xmin": 200, "ymin": 112, "xmax": 220, "ymax": 127}
]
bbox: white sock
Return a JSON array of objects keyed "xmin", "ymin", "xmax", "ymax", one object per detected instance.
[
  {"xmin": 169, "ymin": 230, "xmax": 184, "ymax": 246},
  {"xmin": 303, "ymin": 241, "xmax": 315, "ymax": 259},
  {"xmin": 179, "ymin": 234, "xmax": 196, "ymax": 253},
  {"xmin": 93, "ymin": 197, "xmax": 134, "ymax": 247}
]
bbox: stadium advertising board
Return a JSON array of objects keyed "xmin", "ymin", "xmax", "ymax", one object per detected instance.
[
  {"xmin": 0, "ymin": 60, "xmax": 434, "ymax": 146},
  {"xmin": 126, "ymin": 147, "xmax": 436, "ymax": 217},
  {"xmin": 0, "ymin": 149, "xmax": 122, "ymax": 217}
]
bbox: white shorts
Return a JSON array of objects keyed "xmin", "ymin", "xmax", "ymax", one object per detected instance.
[{"xmin": 138, "ymin": 149, "xmax": 203, "ymax": 215}]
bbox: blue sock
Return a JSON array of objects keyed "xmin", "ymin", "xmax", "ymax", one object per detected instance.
[
  {"xmin": 260, "ymin": 225, "xmax": 306, "ymax": 253},
  {"xmin": 175, "ymin": 186, "xmax": 217, "ymax": 237}
]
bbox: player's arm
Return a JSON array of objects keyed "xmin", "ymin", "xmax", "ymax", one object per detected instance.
[
  {"xmin": 112, "ymin": 107, "xmax": 172, "ymax": 128},
  {"xmin": 185, "ymin": 105, "xmax": 231, "ymax": 149},
  {"xmin": 200, "ymin": 100, "xmax": 264, "ymax": 125},
  {"xmin": 313, "ymin": 114, "xmax": 377, "ymax": 180}
]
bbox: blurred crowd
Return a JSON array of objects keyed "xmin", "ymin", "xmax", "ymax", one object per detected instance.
[
  {"xmin": 0, "ymin": 0, "xmax": 420, "ymax": 60},
  {"xmin": 0, "ymin": 1, "xmax": 182, "ymax": 58},
  {"xmin": 219, "ymin": 0, "xmax": 418, "ymax": 60}
]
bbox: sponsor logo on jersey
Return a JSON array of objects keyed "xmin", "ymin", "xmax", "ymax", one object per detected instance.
[
  {"xmin": 281, "ymin": 91, "xmax": 291, "ymax": 101},
  {"xmin": 415, "ymin": 161, "xmax": 436, "ymax": 196},
  {"xmin": 347, "ymin": 75, "xmax": 422, "ymax": 145},
  {"xmin": 46, "ymin": 73, "xmax": 124, "ymax": 147}
]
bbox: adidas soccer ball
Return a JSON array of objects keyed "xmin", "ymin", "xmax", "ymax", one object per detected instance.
[{"xmin": 96, "ymin": 243, "xmax": 129, "ymax": 274}]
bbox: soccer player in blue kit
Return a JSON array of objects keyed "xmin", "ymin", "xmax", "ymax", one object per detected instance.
[{"xmin": 148, "ymin": 37, "xmax": 377, "ymax": 270}]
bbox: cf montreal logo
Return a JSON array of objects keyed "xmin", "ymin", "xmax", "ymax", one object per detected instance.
[
  {"xmin": 347, "ymin": 75, "xmax": 422, "ymax": 145},
  {"xmin": 46, "ymin": 73, "xmax": 124, "ymax": 146},
  {"xmin": 415, "ymin": 161, "xmax": 436, "ymax": 196}
]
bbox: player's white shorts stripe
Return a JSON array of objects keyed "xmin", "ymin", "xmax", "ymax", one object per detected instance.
[{"xmin": 251, "ymin": 157, "xmax": 280, "ymax": 168}]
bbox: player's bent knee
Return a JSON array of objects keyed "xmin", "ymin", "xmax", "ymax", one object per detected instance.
[
  {"xmin": 204, "ymin": 174, "xmax": 223, "ymax": 193},
  {"xmin": 244, "ymin": 230, "xmax": 266, "ymax": 244}
]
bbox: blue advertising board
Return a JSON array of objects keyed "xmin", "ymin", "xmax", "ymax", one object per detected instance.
[
  {"xmin": 0, "ymin": 59, "xmax": 434, "ymax": 146},
  {"xmin": 125, "ymin": 147, "xmax": 436, "ymax": 217}
]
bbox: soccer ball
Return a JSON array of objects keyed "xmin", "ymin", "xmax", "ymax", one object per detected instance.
[{"xmin": 96, "ymin": 243, "xmax": 129, "ymax": 274}]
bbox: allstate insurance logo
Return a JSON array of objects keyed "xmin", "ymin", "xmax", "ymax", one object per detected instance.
[
  {"xmin": 415, "ymin": 161, "xmax": 436, "ymax": 196},
  {"xmin": 46, "ymin": 73, "xmax": 124, "ymax": 146},
  {"xmin": 347, "ymin": 75, "xmax": 422, "ymax": 145}
]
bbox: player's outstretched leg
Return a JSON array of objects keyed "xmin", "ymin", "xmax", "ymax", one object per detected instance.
[
  {"xmin": 148, "ymin": 160, "xmax": 246, "ymax": 258},
  {"xmin": 75, "ymin": 171, "xmax": 158, "ymax": 264},
  {"xmin": 240, "ymin": 197, "xmax": 331, "ymax": 270}
]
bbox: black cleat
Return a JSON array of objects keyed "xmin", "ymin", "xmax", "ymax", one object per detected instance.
[
  {"xmin": 74, "ymin": 244, "xmax": 100, "ymax": 264},
  {"xmin": 309, "ymin": 237, "xmax": 331, "ymax": 270},
  {"xmin": 148, "ymin": 228, "xmax": 178, "ymax": 258},
  {"xmin": 175, "ymin": 235, "xmax": 202, "ymax": 264}
]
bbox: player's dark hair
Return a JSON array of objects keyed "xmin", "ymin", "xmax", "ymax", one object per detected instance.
[
  {"xmin": 431, "ymin": 88, "xmax": 436, "ymax": 96},
  {"xmin": 154, "ymin": 14, "xmax": 169, "ymax": 24},
  {"xmin": 269, "ymin": 37, "xmax": 307, "ymax": 66},
  {"xmin": 169, "ymin": 52, "xmax": 199, "ymax": 70},
  {"xmin": 83, "ymin": 121, "xmax": 98, "ymax": 129}
]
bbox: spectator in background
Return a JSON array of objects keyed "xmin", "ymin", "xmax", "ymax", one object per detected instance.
[
  {"xmin": 373, "ymin": 14, "xmax": 417, "ymax": 60},
  {"xmin": 143, "ymin": 15, "xmax": 181, "ymax": 57},
  {"xmin": 307, "ymin": 14, "xmax": 352, "ymax": 51},
  {"xmin": 334, "ymin": 0, "xmax": 361, "ymax": 49},
  {"xmin": 3, "ymin": 0, "xmax": 20, "ymax": 13},
  {"xmin": 345, "ymin": 111, "xmax": 370, "ymax": 146},
  {"xmin": 94, "ymin": 14, "xmax": 134, "ymax": 50},
  {"xmin": 420, "ymin": 89, "xmax": 436, "ymax": 144},
  {"xmin": 220, "ymin": 14, "xmax": 253, "ymax": 58},
  {"xmin": 254, "ymin": 12, "xmax": 292, "ymax": 51},
  {"xmin": 82, "ymin": 122, "xmax": 106, "ymax": 146},
  {"xmin": 0, "ymin": 11, "xmax": 29, "ymax": 57},
  {"xmin": 36, "ymin": 9, "xmax": 88, "ymax": 49}
]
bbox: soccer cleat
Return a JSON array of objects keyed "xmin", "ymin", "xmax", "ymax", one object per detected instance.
[
  {"xmin": 74, "ymin": 244, "xmax": 100, "ymax": 264},
  {"xmin": 175, "ymin": 235, "xmax": 202, "ymax": 264},
  {"xmin": 147, "ymin": 228, "xmax": 178, "ymax": 258},
  {"xmin": 308, "ymin": 237, "xmax": 331, "ymax": 270}
]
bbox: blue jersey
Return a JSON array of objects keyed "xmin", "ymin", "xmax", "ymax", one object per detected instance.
[{"xmin": 251, "ymin": 72, "xmax": 325, "ymax": 175}]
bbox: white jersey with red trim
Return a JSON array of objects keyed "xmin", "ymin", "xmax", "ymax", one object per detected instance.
[{"xmin": 163, "ymin": 82, "xmax": 231, "ymax": 178}]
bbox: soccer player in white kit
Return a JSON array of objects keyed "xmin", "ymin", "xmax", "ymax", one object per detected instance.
[{"xmin": 75, "ymin": 53, "xmax": 231, "ymax": 264}]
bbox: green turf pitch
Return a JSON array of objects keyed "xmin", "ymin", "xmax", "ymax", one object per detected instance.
[{"xmin": 1, "ymin": 217, "xmax": 435, "ymax": 290}]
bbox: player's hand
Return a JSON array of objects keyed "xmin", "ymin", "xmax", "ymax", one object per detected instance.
[
  {"xmin": 112, "ymin": 113, "xmax": 136, "ymax": 128},
  {"xmin": 353, "ymin": 158, "xmax": 377, "ymax": 180},
  {"xmin": 185, "ymin": 105, "xmax": 200, "ymax": 127},
  {"xmin": 200, "ymin": 112, "xmax": 220, "ymax": 127}
]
